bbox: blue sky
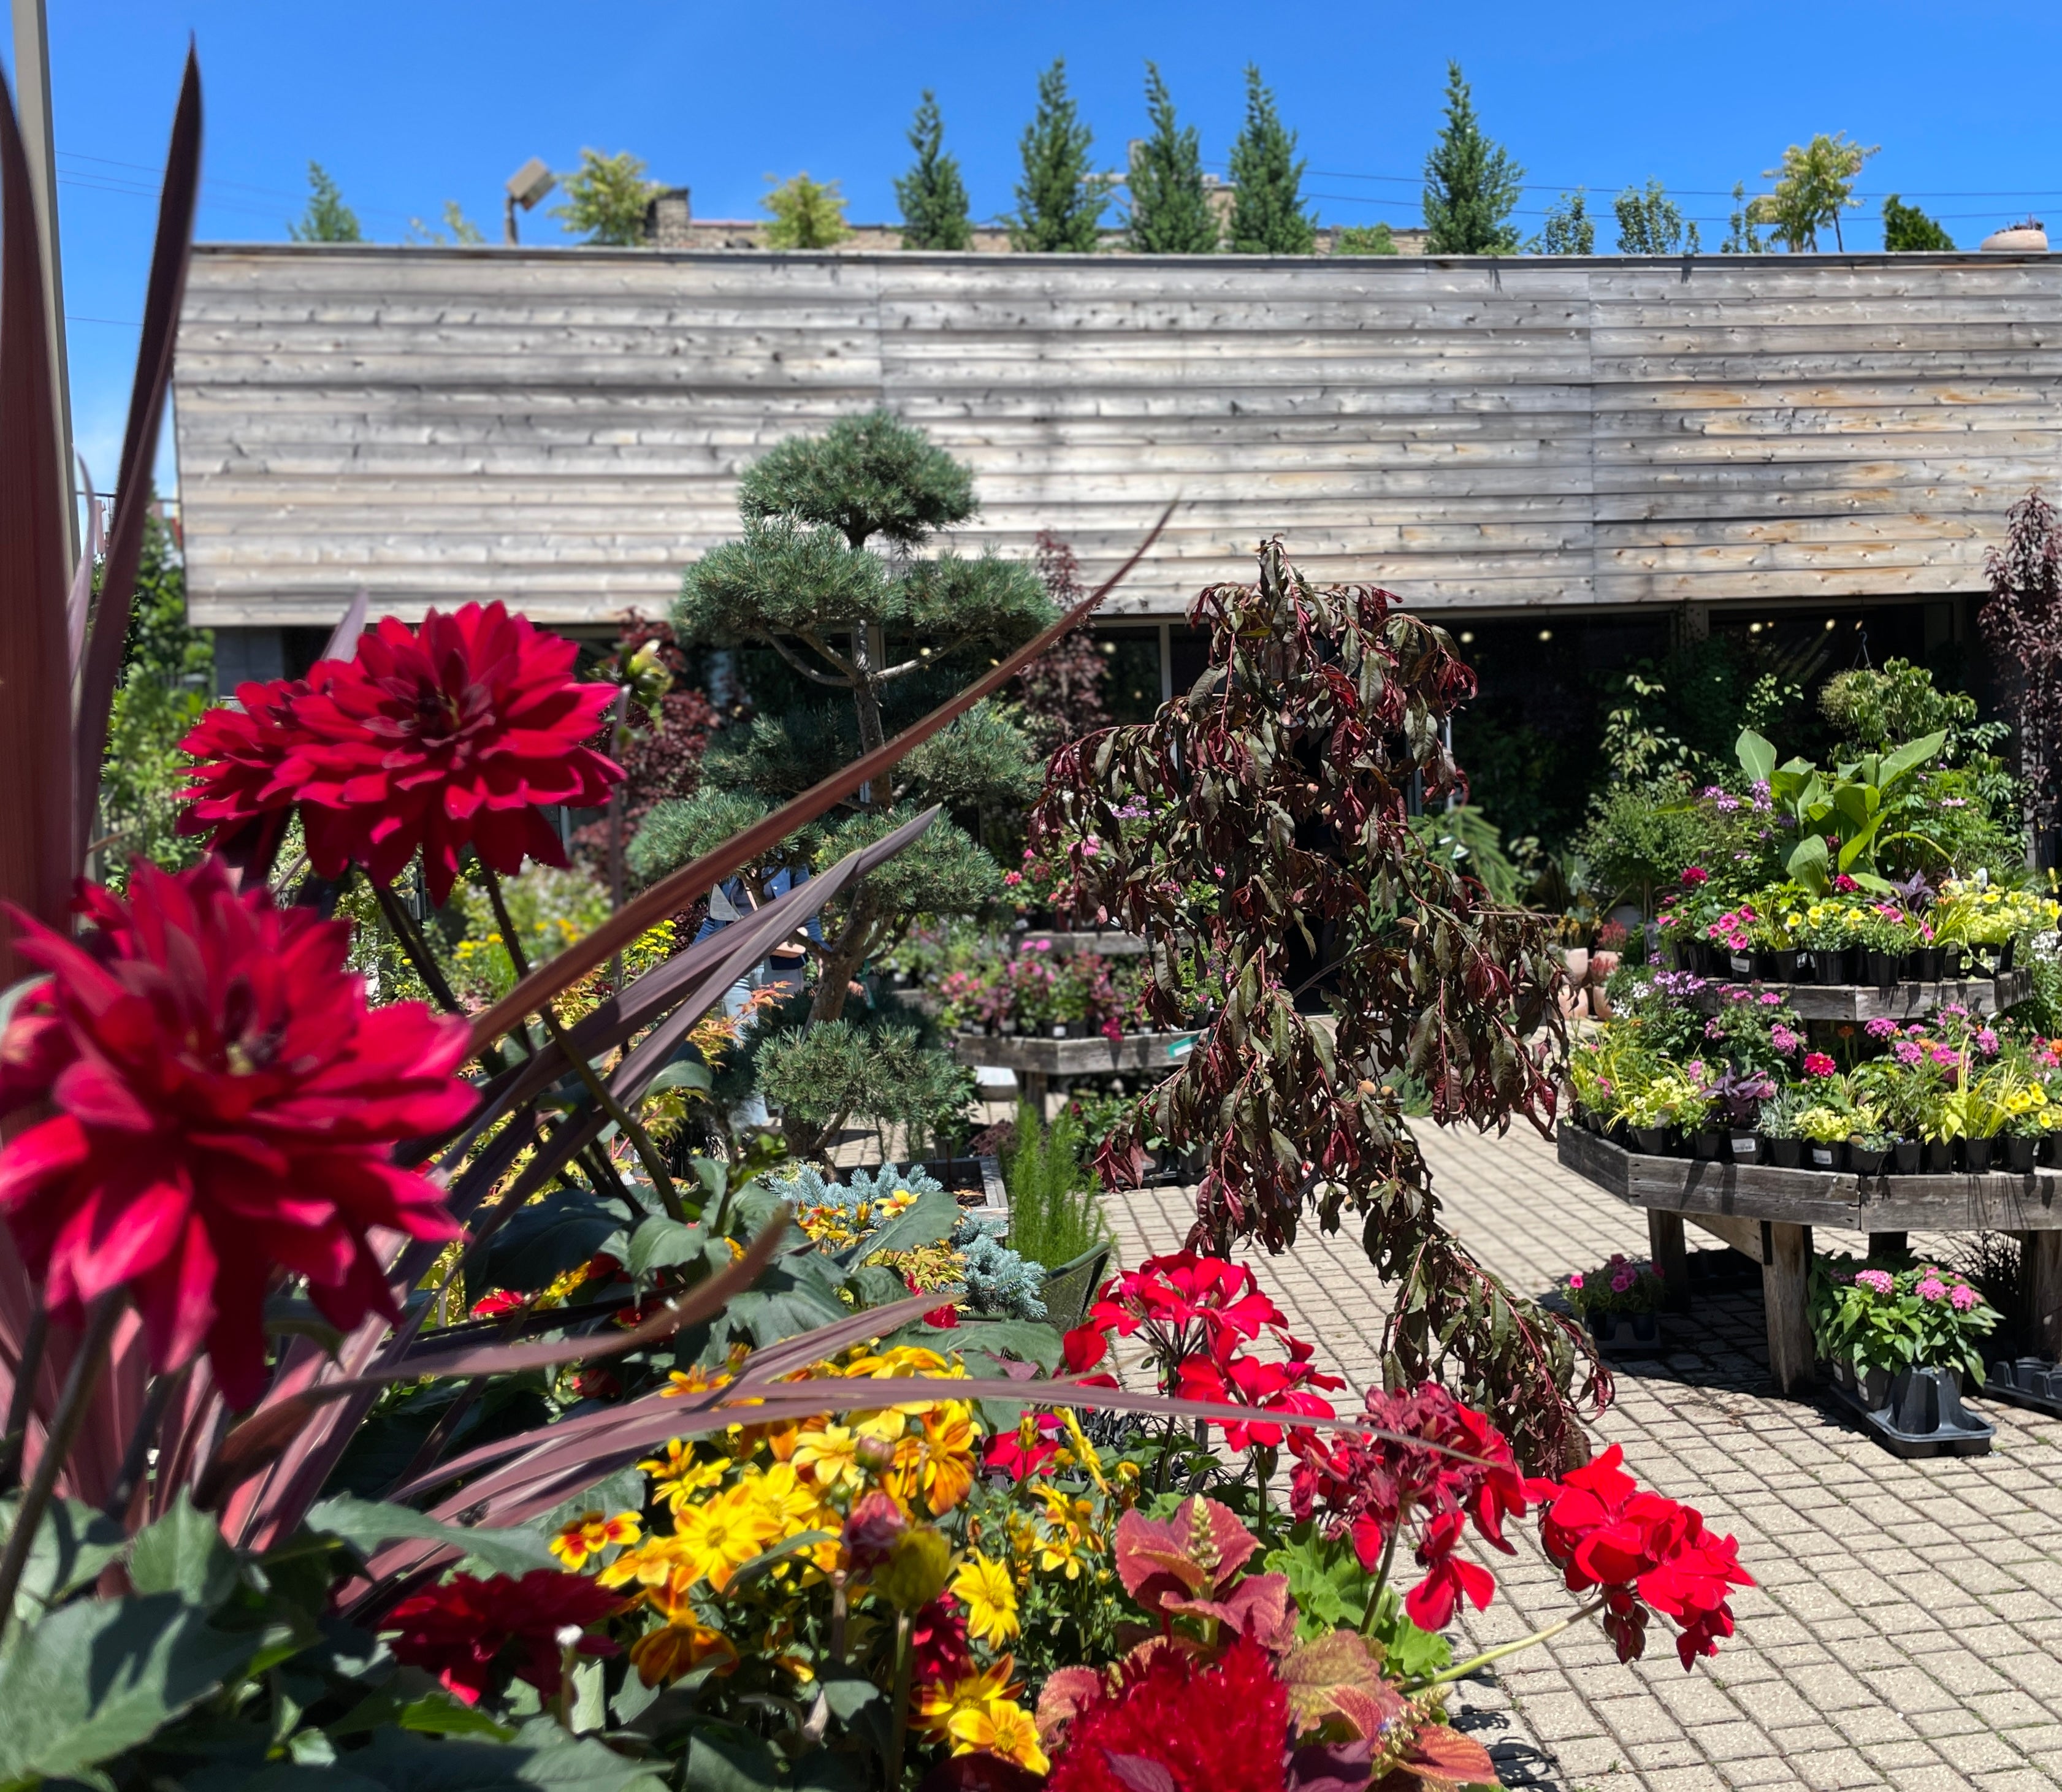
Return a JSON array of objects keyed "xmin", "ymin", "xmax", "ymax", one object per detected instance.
[{"xmin": 9, "ymin": 0, "xmax": 2061, "ymax": 495}]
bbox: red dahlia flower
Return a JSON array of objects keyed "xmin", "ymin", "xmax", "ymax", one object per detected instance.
[
  {"xmin": 181, "ymin": 602, "xmax": 622, "ymax": 906},
  {"xmin": 0, "ymin": 860, "xmax": 473, "ymax": 1406},
  {"xmin": 384, "ymin": 1569, "xmax": 623, "ymax": 1705},
  {"xmin": 177, "ymin": 674, "xmax": 323, "ymax": 874}
]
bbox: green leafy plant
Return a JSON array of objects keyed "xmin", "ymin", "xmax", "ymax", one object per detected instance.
[
  {"xmin": 1882, "ymin": 193, "xmax": 1955, "ymax": 251},
  {"xmin": 1421, "ymin": 61, "xmax": 1522, "ymax": 254},
  {"xmin": 1735, "ymin": 723, "xmax": 1947, "ymax": 891},
  {"xmin": 288, "ymin": 159, "xmax": 361, "ymax": 242},
  {"xmin": 1749, "ymin": 132, "xmax": 1879, "ymax": 251},
  {"xmin": 1010, "ymin": 58, "xmax": 1107, "ymax": 251},
  {"xmin": 549, "ymin": 148, "xmax": 655, "ymax": 246},
  {"xmin": 895, "ymin": 90, "xmax": 972, "ymax": 250},
  {"xmin": 761, "ymin": 171, "xmax": 853, "ymax": 250},
  {"xmin": 1614, "ymin": 179, "xmax": 1700, "ymax": 254},
  {"xmin": 1811, "ymin": 1256, "xmax": 1998, "ymax": 1382},
  {"xmin": 1537, "ymin": 189, "xmax": 1595, "ymax": 254},
  {"xmin": 1003, "ymin": 1104, "xmax": 1112, "ymax": 1270},
  {"xmin": 1334, "ymin": 221, "xmax": 1399, "ymax": 254}
]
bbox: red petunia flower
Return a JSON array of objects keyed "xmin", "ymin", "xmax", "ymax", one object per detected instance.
[
  {"xmin": 181, "ymin": 603, "xmax": 622, "ymax": 906},
  {"xmin": 384, "ymin": 1569, "xmax": 623, "ymax": 1706},
  {"xmin": 0, "ymin": 860, "xmax": 474, "ymax": 1407},
  {"xmin": 1044, "ymin": 1631, "xmax": 1289, "ymax": 1792}
]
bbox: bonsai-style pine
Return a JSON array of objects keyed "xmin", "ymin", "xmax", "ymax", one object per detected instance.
[{"xmin": 1035, "ymin": 541, "xmax": 1597, "ymax": 1470}]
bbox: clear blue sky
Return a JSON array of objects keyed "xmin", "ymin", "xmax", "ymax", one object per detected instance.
[{"xmin": 9, "ymin": 0, "xmax": 2061, "ymax": 496}]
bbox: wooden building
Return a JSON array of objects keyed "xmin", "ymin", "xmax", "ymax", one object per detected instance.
[{"xmin": 172, "ymin": 244, "xmax": 2062, "ymax": 691}]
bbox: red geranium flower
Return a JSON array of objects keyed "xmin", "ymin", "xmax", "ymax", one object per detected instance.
[
  {"xmin": 1044, "ymin": 1632, "xmax": 1289, "ymax": 1792},
  {"xmin": 1679, "ymin": 867, "xmax": 1709, "ymax": 885},
  {"xmin": 0, "ymin": 860, "xmax": 473, "ymax": 1406},
  {"xmin": 181, "ymin": 603, "xmax": 622, "ymax": 906},
  {"xmin": 384, "ymin": 1569, "xmax": 624, "ymax": 1706}
]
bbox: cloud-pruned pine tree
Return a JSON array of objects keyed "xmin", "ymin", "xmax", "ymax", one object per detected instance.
[
  {"xmin": 1422, "ymin": 62, "xmax": 1522, "ymax": 255},
  {"xmin": 896, "ymin": 91, "xmax": 973, "ymax": 251},
  {"xmin": 1010, "ymin": 59, "xmax": 1107, "ymax": 253},
  {"xmin": 1127, "ymin": 63, "xmax": 1218, "ymax": 253},
  {"xmin": 1226, "ymin": 65, "xmax": 1316, "ymax": 254}
]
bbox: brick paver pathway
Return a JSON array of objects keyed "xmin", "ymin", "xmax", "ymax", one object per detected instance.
[{"xmin": 1104, "ymin": 1124, "xmax": 2062, "ymax": 1792}]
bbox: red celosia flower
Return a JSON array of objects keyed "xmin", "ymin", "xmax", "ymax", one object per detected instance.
[
  {"xmin": 1289, "ymin": 1382, "xmax": 1529, "ymax": 1628},
  {"xmin": 0, "ymin": 860, "xmax": 473, "ymax": 1407},
  {"xmin": 1528, "ymin": 1443, "xmax": 1754, "ymax": 1669},
  {"xmin": 384, "ymin": 1569, "xmax": 623, "ymax": 1705},
  {"xmin": 181, "ymin": 602, "xmax": 622, "ymax": 906},
  {"xmin": 1044, "ymin": 1632, "xmax": 1289, "ymax": 1792}
]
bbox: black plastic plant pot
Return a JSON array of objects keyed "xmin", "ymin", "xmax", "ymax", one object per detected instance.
[
  {"xmin": 1729, "ymin": 1132, "xmax": 1760, "ymax": 1164},
  {"xmin": 1589, "ymin": 1311, "xmax": 1667, "ymax": 1359},
  {"xmin": 1942, "ymin": 945, "xmax": 1963, "ymax": 978},
  {"xmin": 2001, "ymin": 937, "xmax": 2017, "ymax": 972},
  {"xmin": 1771, "ymin": 949, "xmax": 1806, "ymax": 982},
  {"xmin": 1866, "ymin": 950, "xmax": 1898, "ymax": 986},
  {"xmin": 1769, "ymin": 1137, "xmax": 1802, "ymax": 1169},
  {"xmin": 1630, "ymin": 1126, "xmax": 1668, "ymax": 1155},
  {"xmin": 2045, "ymin": 1134, "xmax": 2062, "ymax": 1169},
  {"xmin": 1908, "ymin": 947, "xmax": 1944, "ymax": 982},
  {"xmin": 1813, "ymin": 948, "xmax": 1851, "ymax": 985},
  {"xmin": 1963, "ymin": 1138, "xmax": 1995, "ymax": 1174},
  {"xmin": 1825, "ymin": 1362, "xmax": 1994, "ymax": 1458},
  {"xmin": 1849, "ymin": 1144, "xmax": 1888, "ymax": 1176},
  {"xmin": 1727, "ymin": 952, "xmax": 1754, "ymax": 977},
  {"xmin": 1923, "ymin": 1140, "xmax": 1954, "ymax": 1173},
  {"xmin": 1692, "ymin": 1130, "xmax": 1723, "ymax": 1161},
  {"xmin": 1892, "ymin": 1138, "xmax": 1922, "ymax": 1175},
  {"xmin": 2006, "ymin": 1136, "xmax": 2037, "ymax": 1175},
  {"xmin": 1808, "ymin": 1141, "xmax": 1846, "ymax": 1172},
  {"xmin": 1985, "ymin": 1357, "xmax": 2062, "ymax": 1419}
]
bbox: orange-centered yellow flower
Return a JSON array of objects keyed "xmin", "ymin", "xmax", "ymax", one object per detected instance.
[
  {"xmin": 548, "ymin": 1509, "xmax": 642, "ymax": 1571},
  {"xmin": 950, "ymin": 1551, "xmax": 1020, "ymax": 1645},
  {"xmin": 949, "ymin": 1697, "xmax": 1049, "ymax": 1775}
]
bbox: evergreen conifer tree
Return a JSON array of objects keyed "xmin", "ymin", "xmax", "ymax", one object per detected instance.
[
  {"xmin": 896, "ymin": 91, "xmax": 973, "ymax": 250},
  {"xmin": 1421, "ymin": 63, "xmax": 1522, "ymax": 255},
  {"xmin": 1226, "ymin": 66, "xmax": 1316, "ymax": 254},
  {"xmin": 288, "ymin": 162, "xmax": 362, "ymax": 242},
  {"xmin": 1882, "ymin": 193, "xmax": 1955, "ymax": 251},
  {"xmin": 644, "ymin": 411, "xmax": 1053, "ymax": 1042},
  {"xmin": 1010, "ymin": 59, "xmax": 1106, "ymax": 252},
  {"xmin": 1126, "ymin": 63, "xmax": 1218, "ymax": 253},
  {"xmin": 762, "ymin": 173, "xmax": 853, "ymax": 249}
]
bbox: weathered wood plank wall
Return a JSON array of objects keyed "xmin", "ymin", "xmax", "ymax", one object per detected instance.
[{"xmin": 172, "ymin": 245, "xmax": 2062, "ymax": 629}]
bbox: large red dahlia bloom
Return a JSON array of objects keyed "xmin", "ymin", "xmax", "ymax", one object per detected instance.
[
  {"xmin": 177, "ymin": 674, "xmax": 322, "ymax": 873},
  {"xmin": 0, "ymin": 860, "xmax": 474, "ymax": 1406},
  {"xmin": 384, "ymin": 1570, "xmax": 624, "ymax": 1706},
  {"xmin": 179, "ymin": 602, "xmax": 622, "ymax": 906}
]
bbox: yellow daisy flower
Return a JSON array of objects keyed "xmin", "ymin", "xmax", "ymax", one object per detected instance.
[
  {"xmin": 548, "ymin": 1509, "xmax": 642, "ymax": 1571},
  {"xmin": 948, "ymin": 1698, "xmax": 1049, "ymax": 1775},
  {"xmin": 950, "ymin": 1552, "xmax": 1020, "ymax": 1645}
]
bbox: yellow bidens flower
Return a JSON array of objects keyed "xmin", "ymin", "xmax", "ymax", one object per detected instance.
[
  {"xmin": 638, "ymin": 1441, "xmax": 732, "ymax": 1513},
  {"xmin": 950, "ymin": 1551, "xmax": 1020, "ymax": 1645},
  {"xmin": 549, "ymin": 1509, "xmax": 642, "ymax": 1571}
]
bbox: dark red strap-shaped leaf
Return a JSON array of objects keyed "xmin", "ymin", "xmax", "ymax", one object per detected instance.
[
  {"xmin": 66, "ymin": 454, "xmax": 101, "ymax": 677},
  {"xmin": 325, "ymin": 586, "xmax": 368, "ymax": 663},
  {"xmin": 197, "ymin": 1207, "xmax": 790, "ymax": 1512},
  {"xmin": 0, "ymin": 71, "xmax": 78, "ymax": 982},
  {"xmin": 465, "ymin": 503, "xmax": 1174, "ymax": 1050},
  {"xmin": 73, "ymin": 48, "xmax": 201, "ymax": 849}
]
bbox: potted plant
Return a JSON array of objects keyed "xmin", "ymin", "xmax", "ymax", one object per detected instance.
[
  {"xmin": 1796, "ymin": 1102, "xmax": 1854, "ymax": 1172},
  {"xmin": 1810, "ymin": 1256, "xmax": 1999, "ymax": 1454},
  {"xmin": 1792, "ymin": 899, "xmax": 1861, "ymax": 985},
  {"xmin": 1711, "ymin": 1064, "xmax": 1774, "ymax": 1163},
  {"xmin": 1851, "ymin": 906, "xmax": 1917, "ymax": 988},
  {"xmin": 1758, "ymin": 1089, "xmax": 1808, "ymax": 1169},
  {"xmin": 1847, "ymin": 1127, "xmax": 1892, "ymax": 1176},
  {"xmin": 1563, "ymin": 1252, "xmax": 1669, "ymax": 1354}
]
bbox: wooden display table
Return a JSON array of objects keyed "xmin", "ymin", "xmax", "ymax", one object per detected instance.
[
  {"xmin": 950, "ymin": 1029, "xmax": 1198, "ymax": 1116},
  {"xmin": 1556, "ymin": 1126, "xmax": 2062, "ymax": 1395},
  {"xmin": 1017, "ymin": 929, "xmax": 1150, "ymax": 957},
  {"xmin": 1690, "ymin": 970, "xmax": 2029, "ymax": 1023}
]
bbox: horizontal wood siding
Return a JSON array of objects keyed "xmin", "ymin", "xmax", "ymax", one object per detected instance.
[{"xmin": 172, "ymin": 246, "xmax": 2062, "ymax": 629}]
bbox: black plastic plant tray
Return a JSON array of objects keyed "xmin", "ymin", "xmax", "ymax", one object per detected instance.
[
  {"xmin": 1984, "ymin": 1357, "xmax": 2062, "ymax": 1420},
  {"xmin": 1822, "ymin": 1365, "xmax": 1995, "ymax": 1458},
  {"xmin": 1587, "ymin": 1314, "xmax": 1670, "ymax": 1359}
]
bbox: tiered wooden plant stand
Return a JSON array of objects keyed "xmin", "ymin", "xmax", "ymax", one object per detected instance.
[
  {"xmin": 1691, "ymin": 970, "xmax": 2028, "ymax": 1021},
  {"xmin": 1557, "ymin": 1125, "xmax": 2062, "ymax": 1396},
  {"xmin": 950, "ymin": 1030, "xmax": 1198, "ymax": 1118}
]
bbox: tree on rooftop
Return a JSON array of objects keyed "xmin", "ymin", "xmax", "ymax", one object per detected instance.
[
  {"xmin": 1719, "ymin": 181, "xmax": 1768, "ymax": 254},
  {"xmin": 644, "ymin": 410, "xmax": 1052, "ymax": 1049},
  {"xmin": 1748, "ymin": 132, "xmax": 1879, "ymax": 251},
  {"xmin": 1333, "ymin": 222, "xmax": 1399, "ymax": 255},
  {"xmin": 1883, "ymin": 193, "xmax": 1955, "ymax": 251},
  {"xmin": 1614, "ymin": 180, "xmax": 1700, "ymax": 254},
  {"xmin": 1010, "ymin": 59, "xmax": 1107, "ymax": 252},
  {"xmin": 1422, "ymin": 63, "xmax": 1522, "ymax": 255},
  {"xmin": 1536, "ymin": 189, "xmax": 1595, "ymax": 254},
  {"xmin": 288, "ymin": 162, "xmax": 361, "ymax": 242},
  {"xmin": 1127, "ymin": 63, "xmax": 1218, "ymax": 253},
  {"xmin": 762, "ymin": 172, "xmax": 853, "ymax": 250},
  {"xmin": 551, "ymin": 148, "xmax": 657, "ymax": 246},
  {"xmin": 896, "ymin": 91, "xmax": 973, "ymax": 251},
  {"xmin": 1226, "ymin": 66, "xmax": 1316, "ymax": 254}
]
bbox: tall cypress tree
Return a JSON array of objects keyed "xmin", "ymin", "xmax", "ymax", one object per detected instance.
[
  {"xmin": 896, "ymin": 91, "xmax": 973, "ymax": 251},
  {"xmin": 1127, "ymin": 63, "xmax": 1218, "ymax": 253},
  {"xmin": 1226, "ymin": 66, "xmax": 1315, "ymax": 254},
  {"xmin": 1421, "ymin": 62, "xmax": 1522, "ymax": 254},
  {"xmin": 1010, "ymin": 59, "xmax": 1106, "ymax": 253}
]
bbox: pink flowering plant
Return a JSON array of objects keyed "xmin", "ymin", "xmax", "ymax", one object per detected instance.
[
  {"xmin": 1809, "ymin": 1254, "xmax": 1999, "ymax": 1382},
  {"xmin": 1562, "ymin": 1254, "xmax": 1668, "ymax": 1322}
]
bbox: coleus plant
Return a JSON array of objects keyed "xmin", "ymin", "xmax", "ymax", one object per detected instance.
[{"xmin": 1033, "ymin": 541, "xmax": 1600, "ymax": 1471}]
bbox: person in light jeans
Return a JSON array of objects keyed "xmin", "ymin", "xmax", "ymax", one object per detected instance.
[{"xmin": 698, "ymin": 867, "xmax": 815, "ymax": 1130}]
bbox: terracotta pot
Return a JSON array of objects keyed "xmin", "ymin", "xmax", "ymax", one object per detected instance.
[
  {"xmin": 1561, "ymin": 947, "xmax": 1591, "ymax": 989},
  {"xmin": 1980, "ymin": 224, "xmax": 2049, "ymax": 253},
  {"xmin": 1587, "ymin": 950, "xmax": 1620, "ymax": 984}
]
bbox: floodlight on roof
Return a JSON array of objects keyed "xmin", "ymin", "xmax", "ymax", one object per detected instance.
[{"xmin": 503, "ymin": 158, "xmax": 557, "ymax": 243}]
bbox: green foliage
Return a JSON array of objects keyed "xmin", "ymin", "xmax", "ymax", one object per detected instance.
[
  {"xmin": 1010, "ymin": 59, "xmax": 1107, "ymax": 252},
  {"xmin": 1578, "ymin": 775, "xmax": 1722, "ymax": 913},
  {"xmin": 1332, "ymin": 222, "xmax": 1397, "ymax": 255},
  {"xmin": 1882, "ymin": 193, "xmax": 1955, "ymax": 251},
  {"xmin": 551, "ymin": 148, "xmax": 655, "ymax": 246},
  {"xmin": 1127, "ymin": 63, "xmax": 1219, "ymax": 253},
  {"xmin": 1749, "ymin": 132, "xmax": 1879, "ymax": 251},
  {"xmin": 896, "ymin": 91, "xmax": 973, "ymax": 251},
  {"xmin": 1226, "ymin": 66, "xmax": 1316, "ymax": 255},
  {"xmin": 627, "ymin": 788, "xmax": 773, "ymax": 886},
  {"xmin": 752, "ymin": 1004, "xmax": 976, "ymax": 1159},
  {"xmin": 1613, "ymin": 179, "xmax": 1700, "ymax": 254},
  {"xmin": 407, "ymin": 200, "xmax": 485, "ymax": 245},
  {"xmin": 739, "ymin": 407, "xmax": 974, "ymax": 549},
  {"xmin": 1003, "ymin": 1104, "xmax": 1110, "ymax": 1270},
  {"xmin": 97, "ymin": 514, "xmax": 213, "ymax": 881},
  {"xmin": 761, "ymin": 172, "xmax": 853, "ymax": 250},
  {"xmin": 1820, "ymin": 658, "xmax": 2004, "ymax": 765},
  {"xmin": 1720, "ymin": 180, "xmax": 1768, "ymax": 254},
  {"xmin": 1408, "ymin": 804, "xmax": 1524, "ymax": 904},
  {"xmin": 288, "ymin": 161, "xmax": 361, "ymax": 242},
  {"xmin": 1421, "ymin": 62, "xmax": 1522, "ymax": 255},
  {"xmin": 1537, "ymin": 190, "xmax": 1595, "ymax": 254},
  {"xmin": 451, "ymin": 862, "xmax": 616, "ymax": 1001}
]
